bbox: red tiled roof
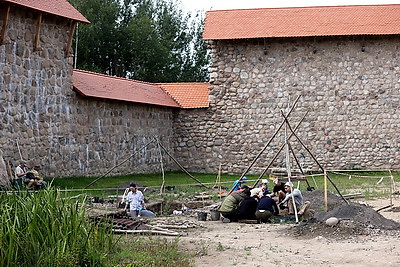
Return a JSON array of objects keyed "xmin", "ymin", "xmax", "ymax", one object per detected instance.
[
  {"xmin": 3, "ymin": 0, "xmax": 89, "ymax": 23},
  {"xmin": 203, "ymin": 5, "xmax": 400, "ymax": 40},
  {"xmin": 72, "ymin": 69, "xmax": 180, "ymax": 108},
  {"xmin": 158, "ymin": 83, "xmax": 210, "ymax": 109}
]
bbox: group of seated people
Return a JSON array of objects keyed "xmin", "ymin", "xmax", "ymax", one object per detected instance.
[
  {"xmin": 218, "ymin": 178, "xmax": 310, "ymax": 223},
  {"xmin": 13, "ymin": 161, "xmax": 47, "ymax": 190}
]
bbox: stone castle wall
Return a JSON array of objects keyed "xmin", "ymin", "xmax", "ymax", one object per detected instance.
[
  {"xmin": 0, "ymin": 6, "xmax": 176, "ymax": 178},
  {"xmin": 174, "ymin": 36, "xmax": 400, "ymax": 174}
]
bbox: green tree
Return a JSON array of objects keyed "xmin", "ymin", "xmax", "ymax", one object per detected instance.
[
  {"xmin": 69, "ymin": 0, "xmax": 209, "ymax": 82},
  {"xmin": 69, "ymin": 0, "xmax": 121, "ymax": 75}
]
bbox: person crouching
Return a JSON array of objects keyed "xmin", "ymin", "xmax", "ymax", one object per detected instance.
[{"xmin": 124, "ymin": 183, "xmax": 155, "ymax": 219}]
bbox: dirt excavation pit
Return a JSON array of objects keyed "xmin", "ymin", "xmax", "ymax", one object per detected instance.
[{"xmin": 97, "ymin": 183, "xmax": 400, "ymax": 241}]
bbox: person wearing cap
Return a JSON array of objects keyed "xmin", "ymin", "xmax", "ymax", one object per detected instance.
[
  {"xmin": 279, "ymin": 182, "xmax": 304, "ymax": 215},
  {"xmin": 14, "ymin": 161, "xmax": 28, "ymax": 189},
  {"xmin": 232, "ymin": 176, "xmax": 248, "ymax": 191},
  {"xmin": 258, "ymin": 179, "xmax": 270, "ymax": 194}
]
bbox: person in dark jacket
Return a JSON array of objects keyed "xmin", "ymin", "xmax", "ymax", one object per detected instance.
[
  {"xmin": 235, "ymin": 189, "xmax": 258, "ymax": 221},
  {"xmin": 218, "ymin": 189, "xmax": 248, "ymax": 222},
  {"xmin": 255, "ymin": 194, "xmax": 279, "ymax": 223}
]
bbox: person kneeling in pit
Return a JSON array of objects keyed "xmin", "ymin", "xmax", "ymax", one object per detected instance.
[
  {"xmin": 218, "ymin": 188, "xmax": 249, "ymax": 223},
  {"xmin": 279, "ymin": 182, "xmax": 310, "ymax": 216},
  {"xmin": 235, "ymin": 188, "xmax": 258, "ymax": 221},
  {"xmin": 124, "ymin": 183, "xmax": 155, "ymax": 219},
  {"xmin": 256, "ymin": 192, "xmax": 279, "ymax": 223}
]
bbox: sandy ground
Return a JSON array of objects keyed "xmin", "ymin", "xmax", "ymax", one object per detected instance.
[{"xmin": 177, "ymin": 198, "xmax": 400, "ymax": 267}]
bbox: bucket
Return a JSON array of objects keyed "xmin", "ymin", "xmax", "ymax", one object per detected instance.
[
  {"xmin": 210, "ymin": 210, "xmax": 220, "ymax": 221},
  {"xmin": 197, "ymin": 212, "xmax": 207, "ymax": 221}
]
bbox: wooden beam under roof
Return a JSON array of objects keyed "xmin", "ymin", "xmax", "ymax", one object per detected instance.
[
  {"xmin": 34, "ymin": 12, "xmax": 42, "ymax": 51},
  {"xmin": 1, "ymin": 5, "xmax": 10, "ymax": 45},
  {"xmin": 65, "ymin": 21, "xmax": 77, "ymax": 56}
]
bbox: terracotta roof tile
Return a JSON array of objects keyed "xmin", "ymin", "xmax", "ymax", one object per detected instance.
[
  {"xmin": 72, "ymin": 69, "xmax": 180, "ymax": 108},
  {"xmin": 158, "ymin": 83, "xmax": 210, "ymax": 109},
  {"xmin": 3, "ymin": 0, "xmax": 89, "ymax": 23},
  {"xmin": 203, "ymin": 5, "xmax": 400, "ymax": 40}
]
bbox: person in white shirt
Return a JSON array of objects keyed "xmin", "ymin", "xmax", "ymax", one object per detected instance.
[
  {"xmin": 14, "ymin": 161, "xmax": 27, "ymax": 188},
  {"xmin": 124, "ymin": 183, "xmax": 155, "ymax": 219}
]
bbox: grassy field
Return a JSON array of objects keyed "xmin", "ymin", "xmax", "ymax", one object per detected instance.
[
  {"xmin": 5, "ymin": 170, "xmax": 398, "ymax": 266},
  {"xmin": 46, "ymin": 170, "xmax": 399, "ymax": 199}
]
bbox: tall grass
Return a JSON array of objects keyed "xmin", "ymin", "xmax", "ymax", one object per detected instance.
[{"xmin": 0, "ymin": 188, "xmax": 115, "ymax": 267}]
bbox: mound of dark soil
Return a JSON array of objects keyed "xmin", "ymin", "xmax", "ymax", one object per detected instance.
[
  {"xmin": 302, "ymin": 190, "xmax": 344, "ymax": 212},
  {"xmin": 293, "ymin": 202, "xmax": 400, "ymax": 239}
]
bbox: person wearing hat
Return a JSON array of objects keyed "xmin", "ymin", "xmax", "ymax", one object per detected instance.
[
  {"xmin": 258, "ymin": 179, "xmax": 270, "ymax": 194},
  {"xmin": 279, "ymin": 182, "xmax": 304, "ymax": 215},
  {"xmin": 14, "ymin": 161, "xmax": 28, "ymax": 189},
  {"xmin": 232, "ymin": 176, "xmax": 248, "ymax": 191}
]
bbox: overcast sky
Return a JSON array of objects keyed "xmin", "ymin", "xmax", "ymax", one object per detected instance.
[{"xmin": 179, "ymin": 0, "xmax": 400, "ymax": 13}]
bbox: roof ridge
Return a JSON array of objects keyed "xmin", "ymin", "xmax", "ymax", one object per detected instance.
[
  {"xmin": 206, "ymin": 4, "xmax": 400, "ymax": 13},
  {"xmin": 158, "ymin": 85, "xmax": 183, "ymax": 107},
  {"xmin": 73, "ymin": 69, "xmax": 159, "ymax": 87}
]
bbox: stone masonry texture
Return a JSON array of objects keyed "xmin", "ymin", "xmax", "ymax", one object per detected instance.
[
  {"xmin": 174, "ymin": 36, "xmax": 400, "ymax": 174},
  {"xmin": 0, "ymin": 6, "xmax": 176, "ymax": 178}
]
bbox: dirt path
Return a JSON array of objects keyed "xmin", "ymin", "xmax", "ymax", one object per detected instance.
[{"xmin": 178, "ymin": 198, "xmax": 400, "ymax": 267}]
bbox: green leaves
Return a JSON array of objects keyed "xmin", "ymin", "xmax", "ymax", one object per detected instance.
[
  {"xmin": 0, "ymin": 189, "xmax": 114, "ymax": 266},
  {"xmin": 69, "ymin": 0, "xmax": 209, "ymax": 82}
]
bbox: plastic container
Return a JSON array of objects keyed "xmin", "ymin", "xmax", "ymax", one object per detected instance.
[
  {"xmin": 197, "ymin": 212, "xmax": 207, "ymax": 221},
  {"xmin": 210, "ymin": 210, "xmax": 220, "ymax": 221}
]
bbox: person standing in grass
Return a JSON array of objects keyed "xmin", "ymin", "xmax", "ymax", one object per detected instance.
[
  {"xmin": 14, "ymin": 161, "xmax": 28, "ymax": 188},
  {"xmin": 124, "ymin": 183, "xmax": 155, "ymax": 219}
]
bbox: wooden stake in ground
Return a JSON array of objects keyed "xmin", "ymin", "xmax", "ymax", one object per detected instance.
[
  {"xmin": 324, "ymin": 170, "xmax": 328, "ymax": 212},
  {"xmin": 156, "ymin": 138, "xmax": 165, "ymax": 194},
  {"xmin": 218, "ymin": 163, "xmax": 222, "ymax": 200},
  {"xmin": 389, "ymin": 169, "xmax": 394, "ymax": 207}
]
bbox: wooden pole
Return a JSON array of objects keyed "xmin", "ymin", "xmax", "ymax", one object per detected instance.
[
  {"xmin": 65, "ymin": 21, "xmax": 77, "ymax": 55},
  {"xmin": 0, "ymin": 5, "xmax": 10, "ymax": 45},
  {"xmin": 218, "ymin": 163, "xmax": 222, "ymax": 199},
  {"xmin": 389, "ymin": 169, "xmax": 394, "ymax": 207},
  {"xmin": 249, "ymin": 109, "xmax": 309, "ymax": 190},
  {"xmin": 85, "ymin": 138, "xmax": 157, "ymax": 188},
  {"xmin": 157, "ymin": 139, "xmax": 165, "ymax": 194},
  {"xmin": 238, "ymin": 95, "xmax": 301, "ymax": 181},
  {"xmin": 324, "ymin": 170, "xmax": 328, "ymax": 212},
  {"xmin": 288, "ymin": 142, "xmax": 312, "ymax": 188},
  {"xmin": 280, "ymin": 111, "xmax": 349, "ymax": 204},
  {"xmin": 34, "ymin": 13, "xmax": 42, "ymax": 51},
  {"xmin": 157, "ymin": 142, "xmax": 208, "ymax": 188}
]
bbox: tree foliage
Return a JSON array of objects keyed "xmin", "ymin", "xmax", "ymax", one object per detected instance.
[{"xmin": 68, "ymin": 0, "xmax": 209, "ymax": 82}]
